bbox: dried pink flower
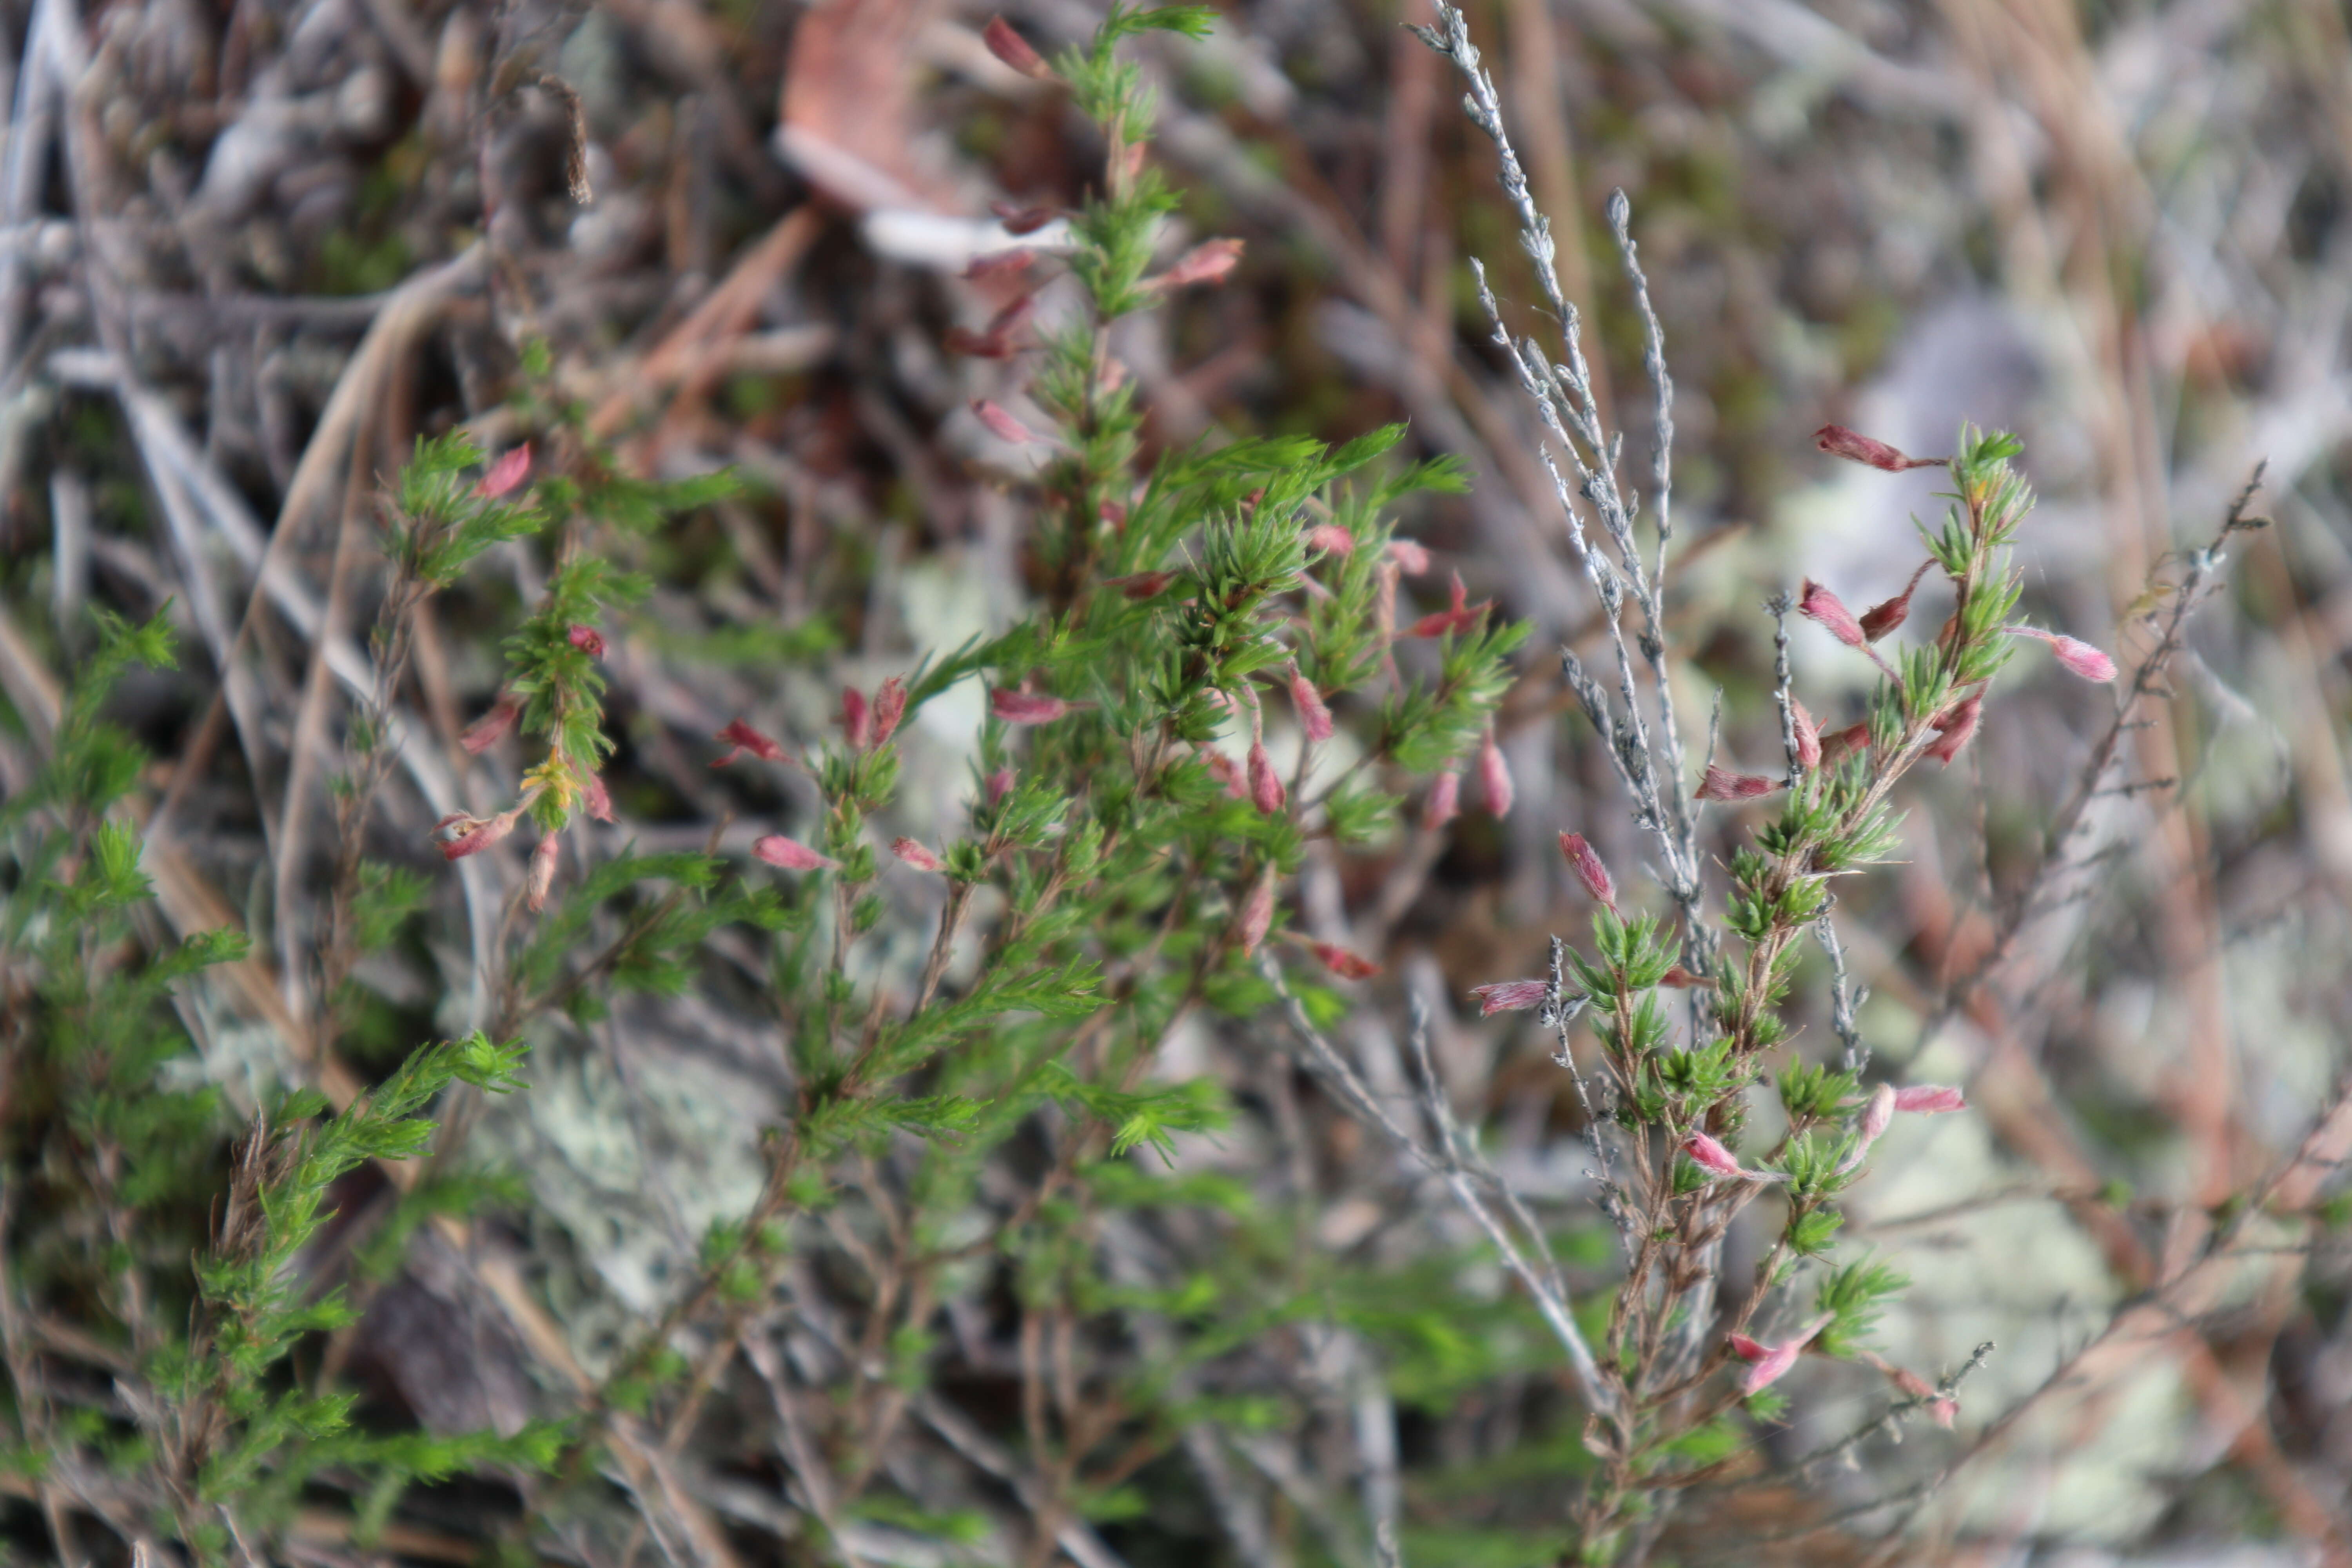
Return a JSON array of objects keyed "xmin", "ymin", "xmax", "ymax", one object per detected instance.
[
  {"xmin": 1287, "ymin": 664, "xmax": 1334, "ymax": 744},
  {"xmin": 1798, "ymin": 579, "xmax": 1868, "ymax": 650},
  {"xmin": 1815, "ymin": 424, "xmax": 1944, "ymax": 472},
  {"xmin": 1695, "ymin": 766, "xmax": 1779, "ymax": 802},
  {"xmin": 568, "ymin": 624, "xmax": 604, "ymax": 657},
  {"xmin": 1305, "ymin": 941, "xmax": 1381, "ymax": 980},
  {"xmin": 1682, "ymin": 1132, "xmax": 1785, "ymax": 1184},
  {"xmin": 1820, "ymin": 720, "xmax": 1873, "ymax": 769},
  {"xmin": 1154, "ymin": 237, "xmax": 1243, "ymax": 290},
  {"xmin": 526, "ymin": 833, "xmax": 559, "ymax": 911},
  {"xmin": 991, "ymin": 688, "xmax": 1073, "ymax": 724},
  {"xmin": 1476, "ymin": 727, "xmax": 1513, "ymax": 817},
  {"xmin": 713, "ymin": 719, "xmax": 788, "ymax": 768},
  {"xmin": 461, "ymin": 695, "xmax": 521, "ymax": 755},
  {"xmin": 986, "ymin": 768, "xmax": 1016, "ymax": 808},
  {"xmin": 434, "ymin": 806, "xmax": 523, "ymax": 862},
  {"xmin": 1789, "ymin": 698, "xmax": 1823, "ymax": 770},
  {"xmin": 1558, "ymin": 832, "xmax": 1618, "ymax": 911},
  {"xmin": 1247, "ymin": 741, "xmax": 1286, "ymax": 815},
  {"xmin": 1304, "ymin": 523, "xmax": 1355, "ymax": 556},
  {"xmin": 962, "ymin": 249, "xmax": 1035, "ymax": 281},
  {"xmin": 1657, "ymin": 965, "xmax": 1713, "ymax": 989},
  {"xmin": 1735, "ymin": 1314, "xmax": 1834, "ymax": 1394},
  {"xmin": 1893, "ymin": 1084, "xmax": 1966, "ymax": 1114},
  {"xmin": 2005, "ymin": 625, "xmax": 2118, "ymax": 682},
  {"xmin": 582, "ymin": 769, "xmax": 615, "ymax": 824},
  {"xmin": 1423, "ymin": 771, "xmax": 1461, "ymax": 831},
  {"xmin": 477, "ymin": 443, "xmax": 532, "ymax": 499},
  {"xmin": 891, "ymin": 838, "xmax": 945, "ymax": 873},
  {"xmin": 870, "ymin": 677, "xmax": 907, "ymax": 748},
  {"xmin": 1238, "ymin": 867, "xmax": 1275, "ymax": 956},
  {"xmin": 1924, "ymin": 692, "xmax": 1982, "ymax": 766},
  {"xmin": 1471, "ymin": 979, "xmax": 1551, "ymax": 1016},
  {"xmin": 972, "ymin": 399, "xmax": 1043, "ymax": 446},
  {"xmin": 982, "ymin": 15, "xmax": 1053, "ymax": 78},
  {"xmin": 752, "ymin": 835, "xmax": 836, "ymax": 871},
  {"xmin": 1860, "ymin": 560, "xmax": 1936, "ymax": 642}
]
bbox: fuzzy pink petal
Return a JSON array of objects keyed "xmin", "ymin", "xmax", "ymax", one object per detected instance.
[
  {"xmin": 973, "ymin": 399, "xmax": 1043, "ymax": 445},
  {"xmin": 982, "ymin": 15, "xmax": 1053, "ymax": 78},
  {"xmin": 1798, "ymin": 579, "xmax": 1868, "ymax": 649},
  {"xmin": 1289, "ymin": 666, "xmax": 1334, "ymax": 744},
  {"xmin": 1476, "ymin": 728, "xmax": 1514, "ymax": 817},
  {"xmin": 1925, "ymin": 692, "xmax": 1982, "ymax": 766},
  {"xmin": 1789, "ymin": 699, "xmax": 1823, "ymax": 770},
  {"xmin": 990, "ymin": 688, "xmax": 1072, "ymax": 725},
  {"xmin": 1558, "ymin": 832, "xmax": 1618, "ymax": 911},
  {"xmin": 477, "ymin": 443, "xmax": 533, "ymax": 499},
  {"xmin": 1305, "ymin": 524, "xmax": 1355, "ymax": 556},
  {"xmin": 1470, "ymin": 980, "xmax": 1550, "ymax": 1016},
  {"xmin": 891, "ymin": 838, "xmax": 945, "ymax": 873},
  {"xmin": 526, "ymin": 833, "xmax": 560, "ymax": 911},
  {"xmin": 1238, "ymin": 868, "xmax": 1275, "ymax": 956},
  {"xmin": 753, "ymin": 835, "xmax": 836, "ymax": 871},
  {"xmin": 1156, "ymin": 237, "xmax": 1243, "ymax": 289},
  {"xmin": 1247, "ymin": 741, "xmax": 1286, "ymax": 815},
  {"xmin": 2006, "ymin": 625, "xmax": 2117, "ymax": 682},
  {"xmin": 1695, "ymin": 766, "xmax": 1780, "ymax": 802},
  {"xmin": 1892, "ymin": 1084, "xmax": 1966, "ymax": 1115},
  {"xmin": 1385, "ymin": 538, "xmax": 1432, "ymax": 575},
  {"xmin": 1814, "ymin": 424, "xmax": 1944, "ymax": 472},
  {"xmin": 870, "ymin": 677, "xmax": 907, "ymax": 748}
]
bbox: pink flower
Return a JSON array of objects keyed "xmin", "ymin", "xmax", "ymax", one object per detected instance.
[
  {"xmin": 1423, "ymin": 770, "xmax": 1461, "ymax": 831},
  {"xmin": 433, "ymin": 806, "xmax": 523, "ymax": 861},
  {"xmin": 568, "ymin": 624, "xmax": 604, "ymax": 657},
  {"xmin": 1820, "ymin": 720, "xmax": 1872, "ymax": 769},
  {"xmin": 891, "ymin": 838, "xmax": 945, "ymax": 873},
  {"xmin": 1844, "ymin": 1082, "xmax": 1966, "ymax": 1173},
  {"xmin": 1657, "ymin": 965, "xmax": 1712, "ymax": 989},
  {"xmin": 871, "ymin": 677, "xmax": 907, "ymax": 748},
  {"xmin": 1405, "ymin": 572, "xmax": 1492, "ymax": 639},
  {"xmin": 1924, "ymin": 692, "xmax": 1981, "ymax": 766},
  {"xmin": 526, "ymin": 833, "xmax": 559, "ymax": 911},
  {"xmin": 1695, "ymin": 766, "xmax": 1779, "ymax": 802},
  {"xmin": 1304, "ymin": 524, "xmax": 1355, "ymax": 556},
  {"xmin": 991, "ymin": 688, "xmax": 1073, "ymax": 725},
  {"xmin": 1860, "ymin": 561, "xmax": 1935, "ymax": 642},
  {"xmin": 986, "ymin": 768, "xmax": 1015, "ymax": 808},
  {"xmin": 1861, "ymin": 1082, "xmax": 1896, "ymax": 1144},
  {"xmin": 1789, "ymin": 699, "xmax": 1822, "ymax": 770},
  {"xmin": 1305, "ymin": 941, "xmax": 1381, "ymax": 980},
  {"xmin": 1732, "ymin": 1314, "xmax": 1834, "ymax": 1394},
  {"xmin": 1893, "ymin": 1084, "xmax": 1965, "ymax": 1114},
  {"xmin": 752, "ymin": 835, "xmax": 836, "ymax": 871},
  {"xmin": 1682, "ymin": 1132, "xmax": 1786, "ymax": 1184},
  {"xmin": 1247, "ymin": 741, "xmax": 1286, "ymax": 815},
  {"xmin": 461, "ymin": 695, "xmax": 521, "ymax": 755},
  {"xmin": 1201, "ymin": 746, "xmax": 1247, "ymax": 800},
  {"xmin": 1798, "ymin": 579, "xmax": 1868, "ymax": 650},
  {"xmin": 712, "ymin": 719, "xmax": 788, "ymax": 768},
  {"xmin": 982, "ymin": 15, "xmax": 1053, "ymax": 78},
  {"xmin": 477, "ymin": 443, "xmax": 532, "ymax": 499},
  {"xmin": 2005, "ymin": 625, "xmax": 2118, "ymax": 682},
  {"xmin": 1471, "ymin": 979, "xmax": 1550, "ymax": 1016},
  {"xmin": 1814, "ymin": 424, "xmax": 1944, "ymax": 473},
  {"xmin": 581, "ymin": 769, "xmax": 614, "ymax": 824},
  {"xmin": 840, "ymin": 686, "xmax": 871, "ymax": 749},
  {"xmin": 1153, "ymin": 238, "xmax": 1243, "ymax": 290},
  {"xmin": 1386, "ymin": 538, "xmax": 1432, "ymax": 575},
  {"xmin": 1288, "ymin": 664, "xmax": 1334, "ymax": 744},
  {"xmin": 1476, "ymin": 727, "xmax": 1513, "ymax": 816},
  {"xmin": 1238, "ymin": 867, "xmax": 1275, "ymax": 956},
  {"xmin": 1558, "ymin": 832, "xmax": 1618, "ymax": 911},
  {"xmin": 1929, "ymin": 1396, "xmax": 1959, "ymax": 1428},
  {"xmin": 973, "ymin": 399, "xmax": 1044, "ymax": 446}
]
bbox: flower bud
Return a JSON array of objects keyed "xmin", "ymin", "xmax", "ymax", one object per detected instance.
[
  {"xmin": 1924, "ymin": 692, "xmax": 1981, "ymax": 766},
  {"xmin": 891, "ymin": 838, "xmax": 945, "ymax": 873},
  {"xmin": 477, "ymin": 443, "xmax": 532, "ymax": 499},
  {"xmin": 752, "ymin": 835, "xmax": 836, "ymax": 871},
  {"xmin": 713, "ymin": 719, "xmax": 788, "ymax": 767},
  {"xmin": 1860, "ymin": 561, "xmax": 1935, "ymax": 642},
  {"xmin": 1814, "ymin": 424, "xmax": 1944, "ymax": 472},
  {"xmin": 461, "ymin": 694, "xmax": 521, "ymax": 755},
  {"xmin": 1154, "ymin": 237, "xmax": 1243, "ymax": 290},
  {"xmin": 2004, "ymin": 625, "xmax": 2118, "ymax": 682},
  {"xmin": 972, "ymin": 399, "xmax": 1043, "ymax": 445},
  {"xmin": 1470, "ymin": 979, "xmax": 1550, "ymax": 1016},
  {"xmin": 1247, "ymin": 741, "xmax": 1286, "ymax": 815},
  {"xmin": 991, "ymin": 688, "xmax": 1073, "ymax": 724},
  {"xmin": 1892, "ymin": 1084, "xmax": 1966, "ymax": 1114},
  {"xmin": 1558, "ymin": 832, "xmax": 1617, "ymax": 911},
  {"xmin": 1385, "ymin": 538, "xmax": 1431, "ymax": 575},
  {"xmin": 1238, "ymin": 867, "xmax": 1275, "ymax": 956},
  {"xmin": 1798, "ymin": 579, "xmax": 1867, "ymax": 649},
  {"xmin": 582, "ymin": 769, "xmax": 614, "ymax": 824},
  {"xmin": 1305, "ymin": 941, "xmax": 1380, "ymax": 980},
  {"xmin": 526, "ymin": 833, "xmax": 559, "ymax": 911},
  {"xmin": 870, "ymin": 677, "xmax": 907, "ymax": 748},
  {"xmin": 568, "ymin": 624, "xmax": 605, "ymax": 657},
  {"xmin": 1287, "ymin": 664, "xmax": 1334, "ymax": 744},
  {"xmin": 982, "ymin": 16, "xmax": 1053, "ymax": 79},
  {"xmin": 1789, "ymin": 698, "xmax": 1823, "ymax": 769},
  {"xmin": 1695, "ymin": 766, "xmax": 1779, "ymax": 802},
  {"xmin": 840, "ymin": 686, "xmax": 871, "ymax": 749},
  {"xmin": 1476, "ymin": 727, "xmax": 1513, "ymax": 817},
  {"xmin": 1304, "ymin": 523, "xmax": 1355, "ymax": 556},
  {"xmin": 1423, "ymin": 771, "xmax": 1461, "ymax": 831}
]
